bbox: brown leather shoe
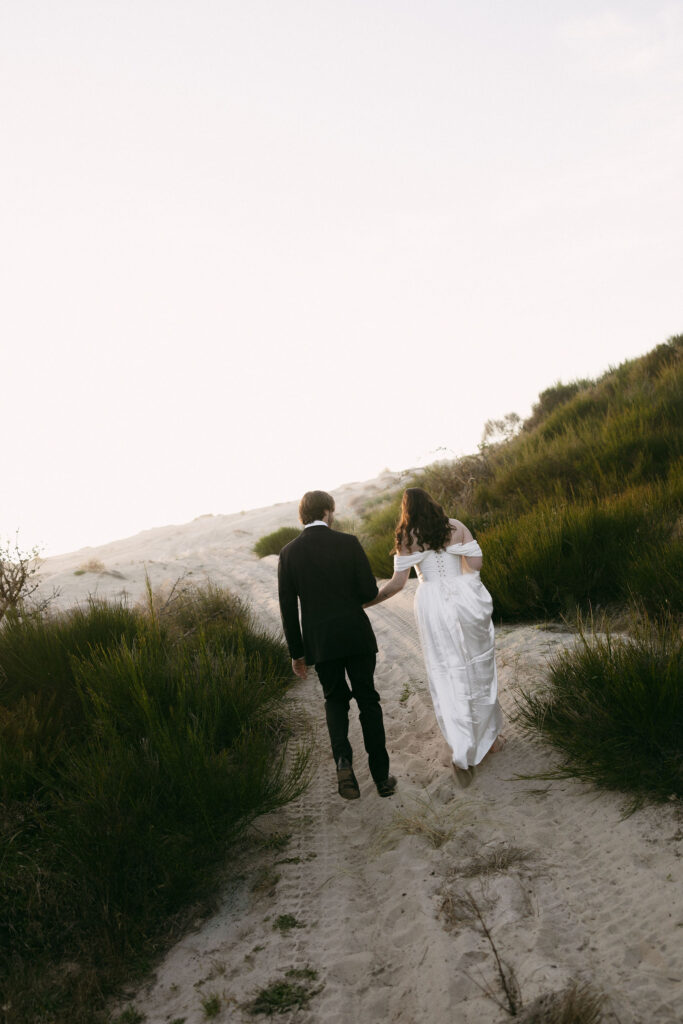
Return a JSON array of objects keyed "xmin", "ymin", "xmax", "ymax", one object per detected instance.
[
  {"xmin": 375, "ymin": 774, "xmax": 397, "ymax": 798},
  {"xmin": 336, "ymin": 758, "xmax": 360, "ymax": 800}
]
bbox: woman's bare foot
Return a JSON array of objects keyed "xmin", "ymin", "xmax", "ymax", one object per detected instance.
[
  {"xmin": 489, "ymin": 734, "xmax": 507, "ymax": 754},
  {"xmin": 452, "ymin": 763, "xmax": 474, "ymax": 788}
]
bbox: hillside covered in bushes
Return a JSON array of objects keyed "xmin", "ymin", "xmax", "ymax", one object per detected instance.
[{"xmin": 359, "ymin": 335, "xmax": 682, "ymax": 620}]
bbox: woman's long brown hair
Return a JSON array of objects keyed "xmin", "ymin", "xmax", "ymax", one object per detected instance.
[{"xmin": 393, "ymin": 488, "xmax": 452, "ymax": 554}]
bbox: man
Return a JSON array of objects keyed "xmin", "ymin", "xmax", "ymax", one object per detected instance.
[{"xmin": 278, "ymin": 490, "xmax": 396, "ymax": 800}]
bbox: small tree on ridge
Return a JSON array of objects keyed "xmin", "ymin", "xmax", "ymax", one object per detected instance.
[{"xmin": 0, "ymin": 532, "xmax": 42, "ymax": 622}]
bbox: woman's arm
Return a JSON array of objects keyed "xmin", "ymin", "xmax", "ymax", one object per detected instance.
[
  {"xmin": 449, "ymin": 518, "xmax": 482, "ymax": 571},
  {"xmin": 364, "ymin": 567, "xmax": 411, "ymax": 607}
]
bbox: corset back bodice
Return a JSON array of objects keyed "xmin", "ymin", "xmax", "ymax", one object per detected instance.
[
  {"xmin": 415, "ymin": 548, "xmax": 464, "ymax": 583},
  {"xmin": 393, "ymin": 541, "xmax": 482, "ymax": 581}
]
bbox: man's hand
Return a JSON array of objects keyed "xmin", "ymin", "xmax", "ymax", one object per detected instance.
[{"xmin": 292, "ymin": 657, "xmax": 308, "ymax": 679}]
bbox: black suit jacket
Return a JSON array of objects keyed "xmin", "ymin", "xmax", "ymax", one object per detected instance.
[{"xmin": 278, "ymin": 525, "xmax": 379, "ymax": 665}]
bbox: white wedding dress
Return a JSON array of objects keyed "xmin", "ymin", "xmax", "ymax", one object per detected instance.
[{"xmin": 394, "ymin": 541, "xmax": 502, "ymax": 770}]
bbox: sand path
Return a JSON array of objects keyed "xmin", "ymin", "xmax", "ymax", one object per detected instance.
[{"xmin": 37, "ymin": 478, "xmax": 683, "ymax": 1023}]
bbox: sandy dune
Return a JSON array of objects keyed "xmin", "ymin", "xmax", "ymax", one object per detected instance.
[{"xmin": 36, "ymin": 475, "xmax": 683, "ymax": 1024}]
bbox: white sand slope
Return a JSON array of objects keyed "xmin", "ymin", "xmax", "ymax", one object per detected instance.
[{"xmin": 35, "ymin": 475, "xmax": 683, "ymax": 1024}]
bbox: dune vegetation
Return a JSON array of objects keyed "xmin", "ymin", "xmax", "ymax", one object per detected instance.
[
  {"xmin": 0, "ymin": 583, "xmax": 310, "ymax": 1024},
  {"xmin": 253, "ymin": 525, "xmax": 301, "ymax": 557},
  {"xmin": 254, "ymin": 519, "xmax": 358, "ymax": 558}
]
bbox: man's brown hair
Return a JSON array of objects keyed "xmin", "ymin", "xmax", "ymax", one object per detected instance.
[{"xmin": 299, "ymin": 490, "xmax": 335, "ymax": 525}]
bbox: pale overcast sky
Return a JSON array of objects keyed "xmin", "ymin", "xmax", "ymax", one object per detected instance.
[{"xmin": 2, "ymin": 1, "xmax": 681, "ymax": 555}]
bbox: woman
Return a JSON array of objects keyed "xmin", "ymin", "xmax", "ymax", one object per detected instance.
[{"xmin": 365, "ymin": 488, "xmax": 504, "ymax": 785}]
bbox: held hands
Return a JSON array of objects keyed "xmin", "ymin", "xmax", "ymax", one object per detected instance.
[{"xmin": 292, "ymin": 657, "xmax": 308, "ymax": 679}]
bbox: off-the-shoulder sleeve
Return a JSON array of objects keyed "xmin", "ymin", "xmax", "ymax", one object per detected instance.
[
  {"xmin": 446, "ymin": 541, "xmax": 483, "ymax": 558},
  {"xmin": 393, "ymin": 552, "xmax": 426, "ymax": 571}
]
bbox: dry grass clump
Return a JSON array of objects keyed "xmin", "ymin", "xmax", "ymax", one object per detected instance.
[
  {"xmin": 438, "ymin": 886, "xmax": 495, "ymax": 930},
  {"xmin": 74, "ymin": 558, "xmax": 106, "ymax": 575},
  {"xmin": 374, "ymin": 793, "xmax": 470, "ymax": 850},
  {"xmin": 515, "ymin": 981, "xmax": 606, "ymax": 1023},
  {"xmin": 453, "ymin": 843, "xmax": 532, "ymax": 878}
]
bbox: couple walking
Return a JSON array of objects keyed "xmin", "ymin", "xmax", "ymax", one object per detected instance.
[{"xmin": 277, "ymin": 487, "xmax": 503, "ymax": 798}]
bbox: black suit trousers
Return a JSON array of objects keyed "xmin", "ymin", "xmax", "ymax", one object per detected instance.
[{"xmin": 315, "ymin": 653, "xmax": 389, "ymax": 784}]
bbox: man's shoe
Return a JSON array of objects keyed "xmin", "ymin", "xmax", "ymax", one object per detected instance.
[
  {"xmin": 375, "ymin": 774, "xmax": 397, "ymax": 798},
  {"xmin": 336, "ymin": 758, "xmax": 360, "ymax": 800}
]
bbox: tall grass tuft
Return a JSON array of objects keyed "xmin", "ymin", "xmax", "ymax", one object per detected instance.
[
  {"xmin": 0, "ymin": 584, "xmax": 311, "ymax": 1024},
  {"xmin": 514, "ymin": 612, "xmax": 683, "ymax": 807}
]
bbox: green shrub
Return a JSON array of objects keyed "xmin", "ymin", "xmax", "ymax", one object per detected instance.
[
  {"xmin": 0, "ymin": 585, "xmax": 311, "ymax": 1024},
  {"xmin": 153, "ymin": 580, "xmax": 291, "ymax": 673},
  {"xmin": 355, "ymin": 497, "xmax": 401, "ymax": 578},
  {"xmin": 514, "ymin": 612, "xmax": 683, "ymax": 807},
  {"xmin": 253, "ymin": 527, "xmax": 301, "ymax": 557},
  {"xmin": 0, "ymin": 599, "xmax": 142, "ymax": 708},
  {"xmin": 0, "ymin": 601, "xmax": 143, "ymax": 799},
  {"xmin": 522, "ymin": 379, "xmax": 593, "ymax": 432},
  {"xmin": 480, "ymin": 481, "xmax": 681, "ymax": 620}
]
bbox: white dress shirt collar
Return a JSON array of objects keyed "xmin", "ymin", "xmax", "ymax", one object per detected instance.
[{"xmin": 304, "ymin": 520, "xmax": 329, "ymax": 529}]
